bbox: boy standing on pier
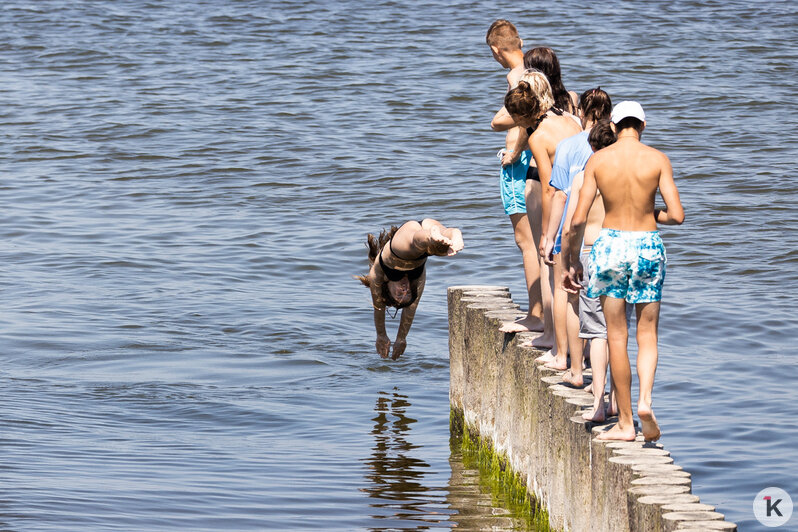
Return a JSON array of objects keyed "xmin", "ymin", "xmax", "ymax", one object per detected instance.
[
  {"xmin": 560, "ymin": 120, "xmax": 628, "ymax": 423},
  {"xmin": 486, "ymin": 20, "xmax": 546, "ymax": 335},
  {"xmin": 563, "ymin": 101, "xmax": 684, "ymax": 441}
]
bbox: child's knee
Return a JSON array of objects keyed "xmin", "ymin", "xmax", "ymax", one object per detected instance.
[{"xmin": 513, "ymin": 231, "xmax": 534, "ymax": 252}]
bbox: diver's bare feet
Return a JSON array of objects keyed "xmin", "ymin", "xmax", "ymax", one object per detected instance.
[
  {"xmin": 500, "ymin": 315, "xmax": 544, "ymax": 333},
  {"xmin": 430, "ymin": 225, "xmax": 461, "ymax": 256},
  {"xmin": 596, "ymin": 423, "xmax": 636, "ymax": 441},
  {"xmin": 638, "ymin": 402, "xmax": 661, "ymax": 442},
  {"xmin": 448, "ymin": 229, "xmax": 464, "ymax": 255},
  {"xmin": 561, "ymin": 369, "xmax": 584, "ymax": 388},
  {"xmin": 582, "ymin": 403, "xmax": 606, "ymax": 422}
]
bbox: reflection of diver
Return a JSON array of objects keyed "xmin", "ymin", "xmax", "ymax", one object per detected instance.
[{"xmin": 362, "ymin": 390, "xmax": 435, "ymax": 521}]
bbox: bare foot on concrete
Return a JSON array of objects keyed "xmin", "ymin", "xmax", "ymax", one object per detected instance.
[
  {"xmin": 561, "ymin": 369, "xmax": 584, "ymax": 388},
  {"xmin": 530, "ymin": 333, "xmax": 554, "ymax": 349},
  {"xmin": 638, "ymin": 402, "xmax": 661, "ymax": 442},
  {"xmin": 585, "ymin": 383, "xmax": 593, "ymax": 394},
  {"xmin": 535, "ymin": 350, "xmax": 554, "ymax": 364},
  {"xmin": 544, "ymin": 354, "xmax": 568, "ymax": 370},
  {"xmin": 582, "ymin": 403, "xmax": 606, "ymax": 422},
  {"xmin": 499, "ymin": 315, "xmax": 544, "ymax": 333},
  {"xmin": 596, "ymin": 423, "xmax": 637, "ymax": 441}
]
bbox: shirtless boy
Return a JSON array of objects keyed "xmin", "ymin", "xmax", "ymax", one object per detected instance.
[
  {"xmin": 486, "ymin": 20, "xmax": 545, "ymax": 334},
  {"xmin": 563, "ymin": 101, "xmax": 684, "ymax": 441},
  {"xmin": 560, "ymin": 120, "xmax": 631, "ymax": 422}
]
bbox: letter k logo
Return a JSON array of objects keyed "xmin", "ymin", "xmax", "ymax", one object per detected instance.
[
  {"xmin": 755, "ymin": 487, "xmax": 792, "ymax": 526},
  {"xmin": 764, "ymin": 495, "xmax": 783, "ymax": 517}
]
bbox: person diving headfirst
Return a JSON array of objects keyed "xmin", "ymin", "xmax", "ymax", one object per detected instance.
[{"xmin": 356, "ymin": 219, "xmax": 463, "ymax": 360}]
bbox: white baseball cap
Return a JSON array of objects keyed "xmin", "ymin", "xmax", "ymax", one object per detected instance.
[{"xmin": 611, "ymin": 100, "xmax": 646, "ymax": 124}]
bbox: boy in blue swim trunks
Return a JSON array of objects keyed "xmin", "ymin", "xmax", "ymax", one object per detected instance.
[
  {"xmin": 563, "ymin": 101, "xmax": 684, "ymax": 442},
  {"xmin": 486, "ymin": 20, "xmax": 545, "ymax": 334},
  {"xmin": 561, "ymin": 120, "xmax": 633, "ymax": 423}
]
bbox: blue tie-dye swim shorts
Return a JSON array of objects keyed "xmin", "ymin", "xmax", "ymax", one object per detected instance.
[{"xmin": 587, "ymin": 229, "xmax": 667, "ymax": 303}]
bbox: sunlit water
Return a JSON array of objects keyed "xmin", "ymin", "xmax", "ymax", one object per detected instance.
[{"xmin": 1, "ymin": 1, "xmax": 796, "ymax": 530}]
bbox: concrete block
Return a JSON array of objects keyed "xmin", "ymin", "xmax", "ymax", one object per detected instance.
[
  {"xmin": 675, "ymin": 521, "xmax": 736, "ymax": 531},
  {"xmin": 661, "ymin": 511, "xmax": 724, "ymax": 531},
  {"xmin": 447, "ymin": 286, "xmax": 738, "ymax": 532}
]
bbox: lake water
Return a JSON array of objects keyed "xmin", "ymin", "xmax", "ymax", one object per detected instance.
[{"xmin": 1, "ymin": 1, "xmax": 797, "ymax": 530}]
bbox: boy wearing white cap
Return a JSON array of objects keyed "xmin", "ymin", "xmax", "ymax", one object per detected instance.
[{"xmin": 562, "ymin": 101, "xmax": 684, "ymax": 441}]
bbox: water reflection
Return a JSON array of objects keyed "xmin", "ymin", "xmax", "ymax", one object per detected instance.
[
  {"xmin": 446, "ymin": 448, "xmax": 540, "ymax": 530},
  {"xmin": 362, "ymin": 389, "xmax": 537, "ymax": 530},
  {"xmin": 362, "ymin": 389, "xmax": 450, "ymax": 528}
]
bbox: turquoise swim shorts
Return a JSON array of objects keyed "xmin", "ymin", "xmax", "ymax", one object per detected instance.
[
  {"xmin": 499, "ymin": 149, "xmax": 531, "ymax": 215},
  {"xmin": 587, "ymin": 229, "xmax": 667, "ymax": 303}
]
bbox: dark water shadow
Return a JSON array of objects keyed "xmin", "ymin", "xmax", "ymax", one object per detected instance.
[
  {"xmin": 361, "ymin": 389, "xmax": 452, "ymax": 530},
  {"xmin": 361, "ymin": 388, "xmax": 543, "ymax": 530}
]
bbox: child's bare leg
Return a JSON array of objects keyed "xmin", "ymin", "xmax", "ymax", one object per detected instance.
[
  {"xmin": 607, "ymin": 376, "xmax": 618, "ymax": 417},
  {"xmin": 420, "ymin": 218, "xmax": 443, "ymax": 232},
  {"xmin": 536, "ymin": 179, "xmax": 556, "ymax": 355},
  {"xmin": 524, "ymin": 180, "xmax": 554, "ymax": 348},
  {"xmin": 545, "ymin": 257, "xmax": 569, "ymax": 370},
  {"xmin": 390, "ymin": 221, "xmax": 424, "ymax": 253},
  {"xmin": 538, "ymin": 259, "xmax": 556, "ymax": 350},
  {"xmin": 582, "ymin": 337, "xmax": 608, "ymax": 421},
  {"xmin": 500, "ymin": 213, "xmax": 545, "ymax": 333},
  {"xmin": 562, "ymin": 291, "xmax": 584, "ymax": 386},
  {"xmin": 635, "ymin": 301, "xmax": 662, "ymax": 441},
  {"xmin": 534, "ymin": 259, "xmax": 556, "ymax": 360},
  {"xmin": 596, "ymin": 296, "xmax": 636, "ymax": 441}
]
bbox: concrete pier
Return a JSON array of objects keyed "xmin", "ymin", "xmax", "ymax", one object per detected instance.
[{"xmin": 448, "ymin": 285, "xmax": 737, "ymax": 532}]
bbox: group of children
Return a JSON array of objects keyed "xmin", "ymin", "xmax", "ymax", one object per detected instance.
[
  {"xmin": 486, "ymin": 19, "xmax": 684, "ymax": 441},
  {"xmin": 357, "ymin": 19, "xmax": 684, "ymax": 443}
]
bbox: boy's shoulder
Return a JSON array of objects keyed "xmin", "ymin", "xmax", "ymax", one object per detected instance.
[
  {"xmin": 649, "ymin": 143, "xmax": 670, "ymax": 160},
  {"xmin": 507, "ymin": 64, "xmax": 525, "ymax": 88},
  {"xmin": 586, "ymin": 144, "xmax": 614, "ymax": 168},
  {"xmin": 637, "ymin": 142, "xmax": 671, "ymax": 167},
  {"xmin": 592, "ymin": 141, "xmax": 671, "ymax": 174}
]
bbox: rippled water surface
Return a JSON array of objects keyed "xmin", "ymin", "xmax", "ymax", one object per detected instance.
[{"xmin": 1, "ymin": 1, "xmax": 797, "ymax": 530}]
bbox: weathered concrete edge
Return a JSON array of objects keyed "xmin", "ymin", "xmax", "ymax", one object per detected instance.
[
  {"xmin": 450, "ymin": 406, "xmax": 554, "ymax": 530},
  {"xmin": 448, "ymin": 285, "xmax": 738, "ymax": 532}
]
